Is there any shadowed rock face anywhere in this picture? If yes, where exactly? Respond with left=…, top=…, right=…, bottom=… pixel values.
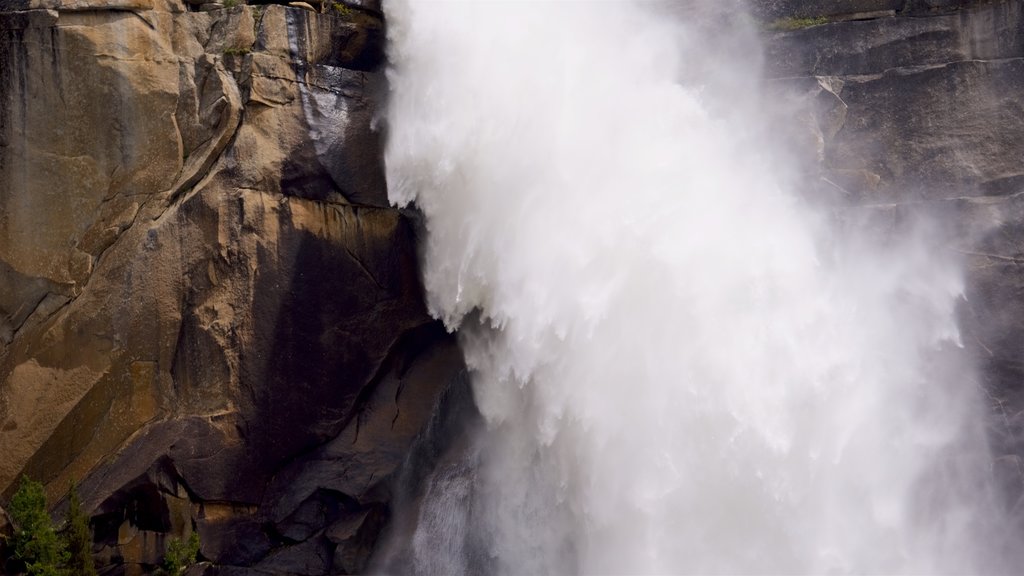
left=0, top=1, right=464, bottom=574
left=761, top=0, right=1024, bottom=521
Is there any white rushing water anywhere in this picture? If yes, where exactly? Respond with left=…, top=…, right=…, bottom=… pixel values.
left=380, top=1, right=1013, bottom=574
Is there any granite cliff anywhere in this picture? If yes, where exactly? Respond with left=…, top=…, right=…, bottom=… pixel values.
left=0, top=0, right=1022, bottom=573
left=0, top=0, right=467, bottom=573
left=758, top=0, right=1024, bottom=520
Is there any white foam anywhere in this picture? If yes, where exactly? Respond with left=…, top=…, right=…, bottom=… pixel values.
left=381, top=1, right=1011, bottom=573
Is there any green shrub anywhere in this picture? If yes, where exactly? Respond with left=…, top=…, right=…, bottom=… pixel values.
left=332, top=2, right=354, bottom=18
left=222, top=0, right=240, bottom=8
left=162, top=532, right=200, bottom=575
left=62, top=484, right=95, bottom=576
left=8, top=477, right=68, bottom=576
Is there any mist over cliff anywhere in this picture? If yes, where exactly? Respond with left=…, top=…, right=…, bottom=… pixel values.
left=378, top=1, right=1021, bottom=573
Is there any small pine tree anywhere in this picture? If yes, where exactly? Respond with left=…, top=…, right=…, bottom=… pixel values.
left=162, top=531, right=200, bottom=575
left=8, top=476, right=68, bottom=576
left=62, top=484, right=95, bottom=576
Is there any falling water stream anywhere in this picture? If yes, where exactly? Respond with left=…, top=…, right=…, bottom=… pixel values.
left=378, top=1, right=1015, bottom=574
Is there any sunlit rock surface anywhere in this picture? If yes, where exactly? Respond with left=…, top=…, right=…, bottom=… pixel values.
left=0, top=2, right=463, bottom=573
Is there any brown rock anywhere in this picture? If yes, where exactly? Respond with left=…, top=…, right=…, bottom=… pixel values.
left=0, top=1, right=464, bottom=573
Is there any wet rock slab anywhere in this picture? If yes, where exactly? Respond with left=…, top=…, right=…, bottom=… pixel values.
left=763, top=0, right=1024, bottom=519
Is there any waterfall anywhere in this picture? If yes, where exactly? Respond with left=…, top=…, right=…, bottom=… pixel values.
left=378, top=1, right=1014, bottom=573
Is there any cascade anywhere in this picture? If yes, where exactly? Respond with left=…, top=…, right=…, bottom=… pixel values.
left=379, top=1, right=1014, bottom=573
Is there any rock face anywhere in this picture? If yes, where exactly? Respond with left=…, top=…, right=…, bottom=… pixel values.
left=759, top=0, right=1024, bottom=517
left=0, top=1, right=464, bottom=574
left=4, top=0, right=1024, bottom=572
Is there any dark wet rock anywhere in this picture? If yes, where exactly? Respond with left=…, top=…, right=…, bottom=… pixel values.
left=766, top=0, right=1024, bottom=78
left=764, top=0, right=1024, bottom=522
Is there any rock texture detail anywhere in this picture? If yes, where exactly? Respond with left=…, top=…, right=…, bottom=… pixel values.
left=0, top=1, right=463, bottom=574
left=759, top=0, right=1024, bottom=520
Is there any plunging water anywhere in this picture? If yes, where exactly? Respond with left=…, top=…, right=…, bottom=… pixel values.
left=379, top=1, right=1014, bottom=573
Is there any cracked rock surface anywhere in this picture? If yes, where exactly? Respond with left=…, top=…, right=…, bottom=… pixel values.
left=0, top=2, right=463, bottom=574
left=760, top=0, right=1024, bottom=521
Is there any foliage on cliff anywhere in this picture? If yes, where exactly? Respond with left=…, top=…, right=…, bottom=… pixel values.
left=63, top=485, right=95, bottom=576
left=159, top=532, right=201, bottom=575
left=7, top=477, right=68, bottom=576
left=4, top=479, right=100, bottom=576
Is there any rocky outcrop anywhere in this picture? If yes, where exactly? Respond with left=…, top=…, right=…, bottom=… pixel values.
left=0, top=1, right=463, bottom=574
left=761, top=0, right=1024, bottom=519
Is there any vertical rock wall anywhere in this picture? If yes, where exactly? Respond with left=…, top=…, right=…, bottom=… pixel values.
left=760, top=0, right=1024, bottom=521
left=0, top=1, right=465, bottom=573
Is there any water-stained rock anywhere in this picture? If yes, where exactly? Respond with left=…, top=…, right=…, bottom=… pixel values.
left=0, top=1, right=463, bottom=573
left=764, top=0, right=1024, bottom=524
